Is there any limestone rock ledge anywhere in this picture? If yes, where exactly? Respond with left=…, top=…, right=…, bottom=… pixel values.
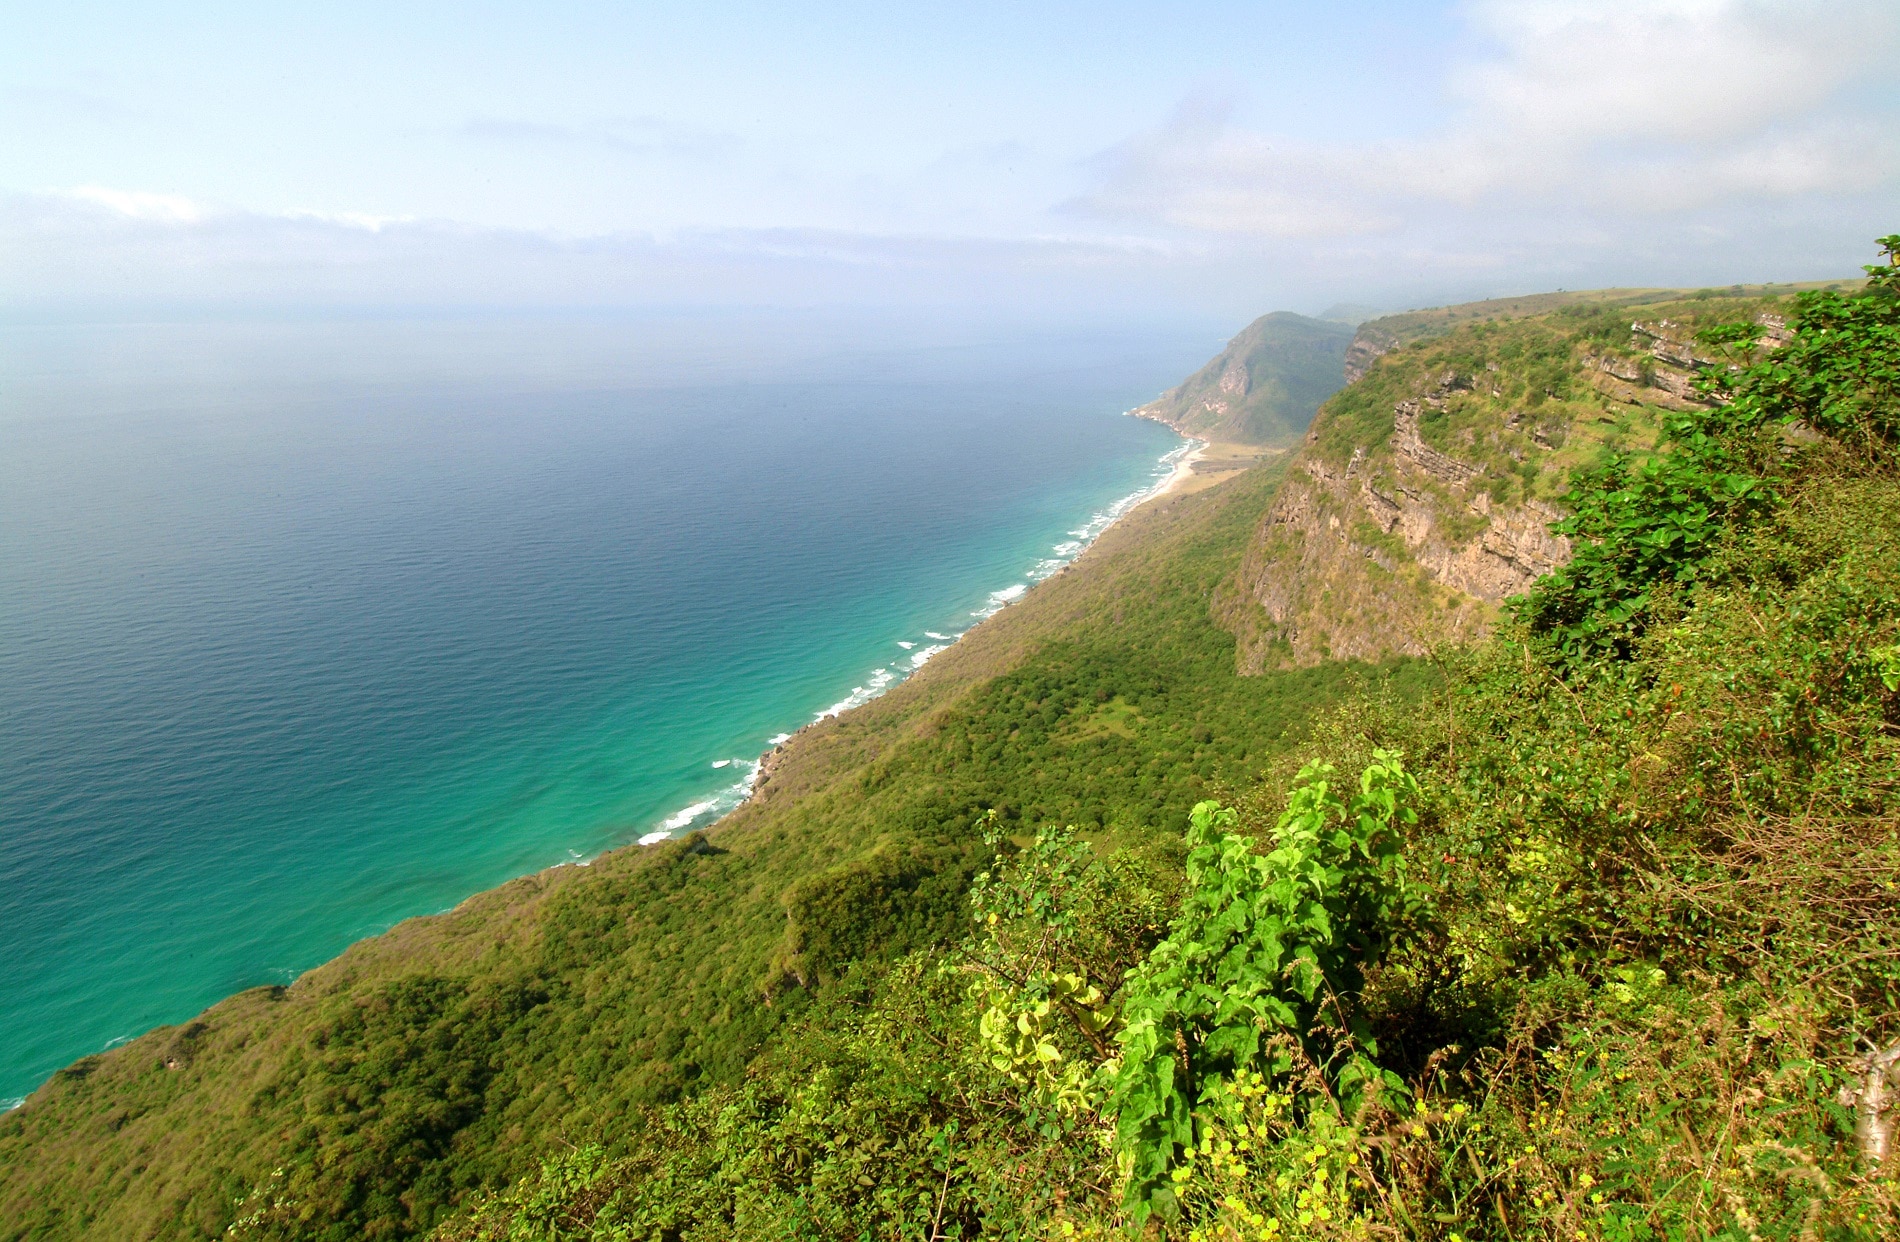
left=1219, top=372, right=1572, bottom=670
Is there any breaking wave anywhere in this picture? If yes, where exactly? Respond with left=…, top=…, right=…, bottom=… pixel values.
left=638, top=759, right=762, bottom=846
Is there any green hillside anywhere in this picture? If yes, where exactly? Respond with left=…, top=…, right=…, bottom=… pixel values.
left=0, top=413, right=1427, bottom=1238
left=1133, top=312, right=1356, bottom=446
left=1221, top=284, right=1834, bottom=672
left=3, top=238, right=1894, bottom=1241
left=430, top=241, right=1900, bottom=1240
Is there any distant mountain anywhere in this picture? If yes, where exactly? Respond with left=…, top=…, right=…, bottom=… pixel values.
left=1132, top=311, right=1355, bottom=446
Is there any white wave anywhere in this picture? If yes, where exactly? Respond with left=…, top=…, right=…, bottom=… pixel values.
left=639, top=759, right=764, bottom=846
left=1037, top=438, right=1202, bottom=563
left=646, top=436, right=1200, bottom=855
left=971, top=582, right=1028, bottom=619
left=661, top=797, right=721, bottom=831
left=816, top=666, right=896, bottom=720
left=1, top=1097, right=21, bottom=1113
left=952, top=436, right=1199, bottom=628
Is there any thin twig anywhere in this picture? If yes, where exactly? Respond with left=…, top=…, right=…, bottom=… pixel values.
left=927, top=1164, right=952, bottom=1242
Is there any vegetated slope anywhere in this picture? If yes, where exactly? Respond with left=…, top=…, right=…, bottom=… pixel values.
left=1133, top=312, right=1356, bottom=446
left=1339, top=278, right=1857, bottom=383
left=0, top=442, right=1427, bottom=1239
left=9, top=255, right=1890, bottom=1242
left=432, top=240, right=1900, bottom=1242
left=1219, top=285, right=1841, bottom=669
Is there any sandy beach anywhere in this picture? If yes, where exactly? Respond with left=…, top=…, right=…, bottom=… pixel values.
left=1154, top=438, right=1209, bottom=496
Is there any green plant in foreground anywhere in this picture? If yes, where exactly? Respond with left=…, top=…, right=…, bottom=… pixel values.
left=1111, top=754, right=1419, bottom=1228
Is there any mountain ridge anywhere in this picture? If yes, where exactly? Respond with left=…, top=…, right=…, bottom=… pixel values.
left=1131, top=311, right=1355, bottom=446
left=1214, top=282, right=1851, bottom=669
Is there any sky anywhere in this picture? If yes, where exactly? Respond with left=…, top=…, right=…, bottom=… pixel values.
left=2, top=0, right=1895, bottom=319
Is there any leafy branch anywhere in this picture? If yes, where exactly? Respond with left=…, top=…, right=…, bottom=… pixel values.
left=1109, top=752, right=1421, bottom=1228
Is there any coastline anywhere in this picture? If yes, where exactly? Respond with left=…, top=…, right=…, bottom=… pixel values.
left=641, top=430, right=1204, bottom=847
left=1153, top=437, right=1209, bottom=497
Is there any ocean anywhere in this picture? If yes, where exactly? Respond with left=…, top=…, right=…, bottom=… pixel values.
left=0, top=309, right=1215, bottom=1106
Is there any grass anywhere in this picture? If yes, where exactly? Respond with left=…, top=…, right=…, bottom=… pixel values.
left=0, top=437, right=1425, bottom=1241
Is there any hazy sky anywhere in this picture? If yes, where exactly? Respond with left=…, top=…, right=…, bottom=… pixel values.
left=3, top=0, right=1895, bottom=318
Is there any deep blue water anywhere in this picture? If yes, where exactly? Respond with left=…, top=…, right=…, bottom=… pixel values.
left=0, top=311, right=1215, bottom=1106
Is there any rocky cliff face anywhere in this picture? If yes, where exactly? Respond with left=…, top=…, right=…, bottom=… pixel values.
left=1220, top=371, right=1573, bottom=668
left=1341, top=324, right=1396, bottom=384
left=1213, top=293, right=1775, bottom=670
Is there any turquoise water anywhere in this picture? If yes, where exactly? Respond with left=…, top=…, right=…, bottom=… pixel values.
left=0, top=311, right=1213, bottom=1105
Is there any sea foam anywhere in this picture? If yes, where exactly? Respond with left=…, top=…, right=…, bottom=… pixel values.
left=816, top=667, right=896, bottom=720
left=639, top=758, right=762, bottom=846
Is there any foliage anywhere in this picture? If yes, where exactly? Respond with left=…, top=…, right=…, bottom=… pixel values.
left=1510, top=404, right=1778, bottom=666
left=965, top=818, right=1171, bottom=1114
left=1715, top=235, right=1900, bottom=452
left=434, top=954, right=1074, bottom=1242
left=1518, top=235, right=1900, bottom=668
left=1111, top=758, right=1418, bottom=1227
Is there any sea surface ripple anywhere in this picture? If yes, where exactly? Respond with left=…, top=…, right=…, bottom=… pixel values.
left=0, top=311, right=1217, bottom=1105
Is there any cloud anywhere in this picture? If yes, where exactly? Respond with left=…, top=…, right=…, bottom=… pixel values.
left=0, top=187, right=1232, bottom=316
left=1074, top=0, right=1900, bottom=237
left=3, top=175, right=1885, bottom=323
left=456, top=115, right=740, bottom=160
left=1452, top=0, right=1875, bottom=149
left=281, top=208, right=415, bottom=233
left=64, top=185, right=206, bottom=223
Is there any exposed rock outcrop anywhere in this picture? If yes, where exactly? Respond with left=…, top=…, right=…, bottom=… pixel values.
left=1222, top=400, right=1571, bottom=669
left=1342, top=324, right=1397, bottom=384
left=1209, top=288, right=1803, bottom=670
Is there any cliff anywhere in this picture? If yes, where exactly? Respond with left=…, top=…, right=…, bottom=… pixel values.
left=1132, top=311, right=1355, bottom=446
left=1218, top=288, right=1811, bottom=669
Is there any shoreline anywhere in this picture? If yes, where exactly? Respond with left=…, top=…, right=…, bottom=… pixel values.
left=638, top=430, right=1204, bottom=847
left=1153, top=437, right=1209, bottom=497
left=5, top=429, right=1208, bottom=1112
